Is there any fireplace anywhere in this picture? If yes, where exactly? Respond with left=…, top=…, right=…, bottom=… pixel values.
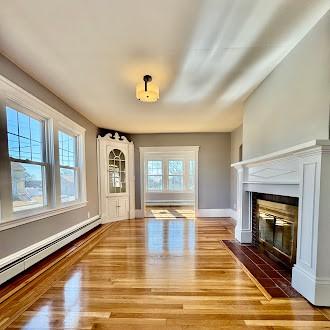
left=232, top=140, right=330, bottom=306
left=255, top=198, right=298, bottom=267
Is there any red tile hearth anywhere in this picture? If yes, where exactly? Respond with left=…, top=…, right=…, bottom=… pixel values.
left=223, top=240, right=301, bottom=298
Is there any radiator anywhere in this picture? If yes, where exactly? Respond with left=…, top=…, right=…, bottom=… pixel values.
left=0, top=216, right=100, bottom=285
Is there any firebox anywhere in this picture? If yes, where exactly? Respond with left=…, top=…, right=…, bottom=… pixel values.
left=256, top=199, right=298, bottom=267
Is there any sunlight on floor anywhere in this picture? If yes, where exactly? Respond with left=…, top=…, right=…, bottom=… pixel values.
left=145, top=206, right=195, bottom=219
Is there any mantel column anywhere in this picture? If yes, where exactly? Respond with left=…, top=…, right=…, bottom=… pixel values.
left=234, top=165, right=252, bottom=243
left=292, top=146, right=330, bottom=306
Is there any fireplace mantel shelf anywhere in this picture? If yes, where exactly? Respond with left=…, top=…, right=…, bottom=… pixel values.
left=231, top=139, right=330, bottom=168
left=242, top=181, right=299, bottom=185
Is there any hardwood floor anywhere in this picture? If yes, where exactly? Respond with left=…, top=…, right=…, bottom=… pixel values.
left=1, top=217, right=330, bottom=329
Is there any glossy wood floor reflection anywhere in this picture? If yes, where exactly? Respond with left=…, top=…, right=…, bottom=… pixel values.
left=5, top=218, right=330, bottom=329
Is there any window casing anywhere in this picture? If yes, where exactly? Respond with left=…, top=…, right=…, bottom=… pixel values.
left=0, top=77, right=86, bottom=229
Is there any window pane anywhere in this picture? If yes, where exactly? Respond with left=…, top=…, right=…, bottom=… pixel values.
left=6, top=107, right=18, bottom=135
left=6, top=107, right=44, bottom=162
left=18, top=112, right=30, bottom=138
left=19, top=136, right=31, bottom=160
left=59, top=131, right=76, bottom=167
left=189, top=160, right=195, bottom=190
left=8, top=133, right=20, bottom=159
left=168, top=175, right=183, bottom=191
left=30, top=117, right=42, bottom=143
left=31, top=141, right=42, bottom=162
left=60, top=168, right=77, bottom=203
left=147, top=160, right=162, bottom=175
left=168, top=160, right=183, bottom=175
left=11, top=162, right=46, bottom=212
left=147, top=175, right=163, bottom=191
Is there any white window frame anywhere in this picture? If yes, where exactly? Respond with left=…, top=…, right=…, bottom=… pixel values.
left=188, top=159, right=196, bottom=192
left=6, top=102, right=50, bottom=214
left=146, top=160, right=163, bottom=192
left=57, top=129, right=80, bottom=204
left=0, top=75, right=87, bottom=231
left=167, top=159, right=185, bottom=192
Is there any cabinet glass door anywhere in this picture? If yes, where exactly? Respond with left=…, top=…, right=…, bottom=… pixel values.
left=109, top=149, right=126, bottom=193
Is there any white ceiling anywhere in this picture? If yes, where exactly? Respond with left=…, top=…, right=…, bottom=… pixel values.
left=1, top=0, right=329, bottom=133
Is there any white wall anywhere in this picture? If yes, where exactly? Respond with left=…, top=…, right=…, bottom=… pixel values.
left=243, top=12, right=330, bottom=160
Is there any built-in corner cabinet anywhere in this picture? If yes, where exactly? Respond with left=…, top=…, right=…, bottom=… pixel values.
left=97, top=133, right=135, bottom=222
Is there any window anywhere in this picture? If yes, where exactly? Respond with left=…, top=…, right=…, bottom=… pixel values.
left=188, top=160, right=195, bottom=191
left=58, top=131, right=78, bottom=203
left=0, top=80, right=87, bottom=228
left=168, top=160, right=184, bottom=191
left=147, top=160, right=163, bottom=191
left=6, top=106, right=47, bottom=212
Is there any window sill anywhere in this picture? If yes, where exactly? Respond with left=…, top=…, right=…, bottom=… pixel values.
left=0, top=201, right=88, bottom=231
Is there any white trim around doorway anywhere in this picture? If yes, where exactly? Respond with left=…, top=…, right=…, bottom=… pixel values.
left=139, top=146, right=199, bottom=218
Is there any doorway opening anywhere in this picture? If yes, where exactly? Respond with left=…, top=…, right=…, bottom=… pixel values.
left=140, top=146, right=199, bottom=219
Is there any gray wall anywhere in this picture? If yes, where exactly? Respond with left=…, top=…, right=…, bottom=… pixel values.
left=243, top=12, right=330, bottom=160
left=0, top=55, right=99, bottom=258
left=230, top=125, right=242, bottom=210
left=131, top=133, right=231, bottom=210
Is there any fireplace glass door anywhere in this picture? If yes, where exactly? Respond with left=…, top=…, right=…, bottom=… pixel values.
left=257, top=199, right=298, bottom=266
left=274, top=218, right=294, bottom=257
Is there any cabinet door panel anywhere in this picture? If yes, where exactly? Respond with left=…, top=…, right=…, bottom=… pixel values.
left=118, top=197, right=129, bottom=218
left=108, top=198, right=118, bottom=219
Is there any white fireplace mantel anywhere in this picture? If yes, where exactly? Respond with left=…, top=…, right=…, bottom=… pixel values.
left=231, top=140, right=330, bottom=306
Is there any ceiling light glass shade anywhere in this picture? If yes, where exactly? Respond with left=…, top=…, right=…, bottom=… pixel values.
left=136, top=82, right=159, bottom=102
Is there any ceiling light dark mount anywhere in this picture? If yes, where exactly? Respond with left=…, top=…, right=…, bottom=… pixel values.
left=143, top=74, right=152, bottom=92
left=136, top=74, right=159, bottom=102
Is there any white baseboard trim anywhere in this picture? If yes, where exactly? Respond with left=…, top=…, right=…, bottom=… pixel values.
left=0, top=215, right=101, bottom=285
left=228, top=209, right=238, bottom=222
left=292, top=265, right=330, bottom=306
left=196, top=209, right=232, bottom=218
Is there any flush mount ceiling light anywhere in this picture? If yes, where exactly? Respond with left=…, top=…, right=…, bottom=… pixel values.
left=136, top=75, right=159, bottom=102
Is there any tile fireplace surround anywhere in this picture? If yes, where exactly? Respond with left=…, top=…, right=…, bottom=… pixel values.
left=232, top=140, right=330, bottom=306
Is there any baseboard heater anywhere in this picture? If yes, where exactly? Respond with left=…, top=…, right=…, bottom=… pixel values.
left=0, top=216, right=101, bottom=286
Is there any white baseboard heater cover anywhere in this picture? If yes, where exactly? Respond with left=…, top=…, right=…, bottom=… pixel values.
left=0, top=216, right=100, bottom=285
